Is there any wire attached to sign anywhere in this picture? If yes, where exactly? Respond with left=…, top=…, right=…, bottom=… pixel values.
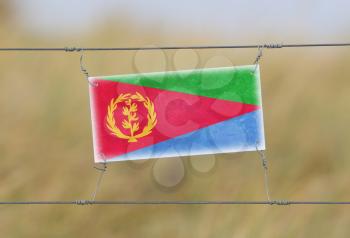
left=256, top=145, right=271, bottom=202
left=91, top=162, right=107, bottom=202
left=80, top=51, right=97, bottom=86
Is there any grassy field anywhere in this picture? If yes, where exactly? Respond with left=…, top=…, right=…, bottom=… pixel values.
left=1, top=10, right=350, bottom=237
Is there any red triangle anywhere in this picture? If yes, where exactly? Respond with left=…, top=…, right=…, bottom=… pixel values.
left=90, top=80, right=260, bottom=160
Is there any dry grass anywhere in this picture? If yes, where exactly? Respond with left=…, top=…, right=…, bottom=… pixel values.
left=1, top=14, right=350, bottom=238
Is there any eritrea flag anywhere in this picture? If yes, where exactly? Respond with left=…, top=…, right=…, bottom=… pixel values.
left=89, top=65, right=265, bottom=163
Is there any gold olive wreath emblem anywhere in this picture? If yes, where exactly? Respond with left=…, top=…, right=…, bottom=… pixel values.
left=106, top=92, right=157, bottom=142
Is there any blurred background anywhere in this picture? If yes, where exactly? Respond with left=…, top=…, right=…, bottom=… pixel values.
left=0, top=0, right=350, bottom=237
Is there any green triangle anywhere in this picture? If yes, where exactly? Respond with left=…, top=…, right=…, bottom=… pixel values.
left=98, top=65, right=261, bottom=105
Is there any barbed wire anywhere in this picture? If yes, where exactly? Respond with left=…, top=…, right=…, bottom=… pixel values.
left=0, top=43, right=350, bottom=51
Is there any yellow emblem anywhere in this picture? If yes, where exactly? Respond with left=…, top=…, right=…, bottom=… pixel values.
left=106, top=92, right=157, bottom=142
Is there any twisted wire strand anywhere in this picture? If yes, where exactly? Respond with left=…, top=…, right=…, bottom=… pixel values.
left=79, top=54, right=89, bottom=79
left=253, top=46, right=263, bottom=72
left=79, top=52, right=98, bottom=86
left=91, top=163, right=107, bottom=201
left=0, top=43, right=350, bottom=51
left=0, top=200, right=350, bottom=205
left=256, top=146, right=271, bottom=202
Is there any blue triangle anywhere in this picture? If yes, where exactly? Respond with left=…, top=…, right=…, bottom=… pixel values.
left=108, top=110, right=265, bottom=161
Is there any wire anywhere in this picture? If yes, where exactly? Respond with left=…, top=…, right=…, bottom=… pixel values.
left=0, top=43, right=350, bottom=51
left=256, top=146, right=271, bottom=202
left=91, top=163, right=107, bottom=201
left=0, top=41, right=349, bottom=206
left=0, top=200, right=350, bottom=205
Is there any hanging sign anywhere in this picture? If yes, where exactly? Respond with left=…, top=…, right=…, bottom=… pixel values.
left=89, top=65, right=265, bottom=163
